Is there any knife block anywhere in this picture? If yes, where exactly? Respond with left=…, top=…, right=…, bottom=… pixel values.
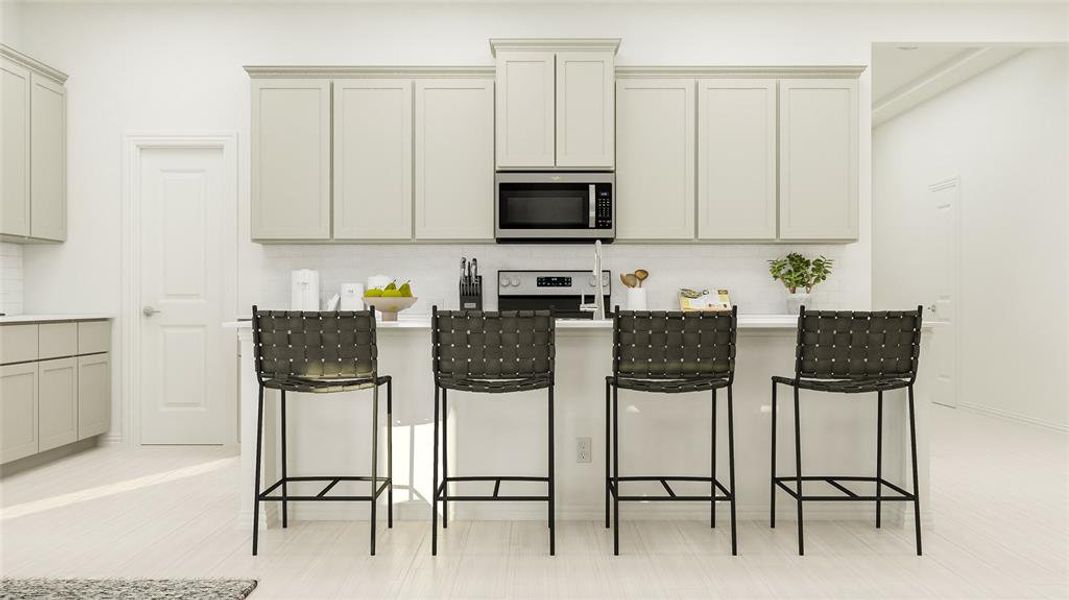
left=459, top=275, right=483, bottom=311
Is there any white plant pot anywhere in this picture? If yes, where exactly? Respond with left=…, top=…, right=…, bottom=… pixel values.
left=626, top=288, right=648, bottom=311
left=786, top=292, right=810, bottom=315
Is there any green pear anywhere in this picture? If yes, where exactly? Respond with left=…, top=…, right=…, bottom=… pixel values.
left=398, top=282, right=413, bottom=298
left=364, top=288, right=384, bottom=297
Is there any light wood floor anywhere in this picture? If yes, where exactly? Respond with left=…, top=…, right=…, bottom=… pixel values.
left=1, top=405, right=1066, bottom=599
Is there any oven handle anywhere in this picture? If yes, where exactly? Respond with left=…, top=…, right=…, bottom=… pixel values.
left=588, top=184, right=596, bottom=228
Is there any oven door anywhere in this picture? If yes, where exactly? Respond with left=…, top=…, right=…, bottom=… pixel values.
left=495, top=172, right=614, bottom=241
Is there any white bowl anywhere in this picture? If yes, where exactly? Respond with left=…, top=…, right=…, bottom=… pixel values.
left=363, top=296, right=418, bottom=321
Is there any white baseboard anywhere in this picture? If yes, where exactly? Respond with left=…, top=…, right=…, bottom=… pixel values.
left=957, top=402, right=1068, bottom=433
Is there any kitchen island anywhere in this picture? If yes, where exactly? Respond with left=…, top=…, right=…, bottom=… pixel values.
left=225, top=315, right=933, bottom=531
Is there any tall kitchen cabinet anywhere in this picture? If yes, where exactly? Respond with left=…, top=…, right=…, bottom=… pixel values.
left=492, top=39, right=618, bottom=170
left=1, top=45, right=67, bottom=243
left=248, top=70, right=495, bottom=242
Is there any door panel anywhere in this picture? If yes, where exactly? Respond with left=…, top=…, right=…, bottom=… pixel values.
left=38, top=357, right=77, bottom=451
left=556, top=52, right=614, bottom=168
left=616, top=79, right=695, bottom=240
left=334, top=80, right=413, bottom=240
left=29, top=73, right=66, bottom=241
left=78, top=353, right=110, bottom=439
left=495, top=52, right=555, bottom=168
left=139, top=147, right=226, bottom=444
left=0, top=362, right=37, bottom=463
left=928, top=177, right=959, bottom=407
left=698, top=79, right=777, bottom=240
left=1, top=58, right=30, bottom=237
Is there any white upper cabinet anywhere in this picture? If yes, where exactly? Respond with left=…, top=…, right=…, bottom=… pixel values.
left=492, top=39, right=619, bottom=170
left=414, top=79, right=494, bottom=240
left=697, top=79, right=777, bottom=240
left=1, top=57, right=30, bottom=238
left=1, top=46, right=67, bottom=243
left=778, top=79, right=858, bottom=240
left=556, top=52, right=614, bottom=169
left=494, top=51, right=555, bottom=169
left=30, top=73, right=66, bottom=241
left=251, top=79, right=331, bottom=241
left=333, top=79, right=413, bottom=240
left=615, top=79, right=695, bottom=240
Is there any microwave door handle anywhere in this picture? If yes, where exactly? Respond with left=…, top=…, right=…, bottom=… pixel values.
left=588, top=184, right=596, bottom=228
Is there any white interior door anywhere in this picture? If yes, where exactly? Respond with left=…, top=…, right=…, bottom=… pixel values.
left=928, top=177, right=959, bottom=407
left=138, top=146, right=227, bottom=444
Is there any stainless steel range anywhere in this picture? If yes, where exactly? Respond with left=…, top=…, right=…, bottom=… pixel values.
left=497, top=270, right=611, bottom=319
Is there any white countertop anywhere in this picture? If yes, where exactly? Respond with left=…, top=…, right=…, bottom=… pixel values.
left=0, top=314, right=112, bottom=324
left=224, top=314, right=801, bottom=330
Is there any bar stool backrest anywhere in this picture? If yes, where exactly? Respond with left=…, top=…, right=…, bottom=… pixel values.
left=251, top=306, right=379, bottom=381
left=612, top=306, right=738, bottom=381
left=431, top=308, right=555, bottom=380
left=794, top=306, right=923, bottom=381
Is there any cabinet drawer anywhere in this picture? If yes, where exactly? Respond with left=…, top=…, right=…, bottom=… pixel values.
left=39, top=322, right=77, bottom=359
left=78, top=321, right=110, bottom=354
left=0, top=324, right=38, bottom=364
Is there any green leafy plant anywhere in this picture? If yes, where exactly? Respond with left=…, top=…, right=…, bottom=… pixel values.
left=768, top=253, right=834, bottom=294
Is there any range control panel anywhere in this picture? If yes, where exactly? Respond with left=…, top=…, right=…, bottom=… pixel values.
left=498, top=270, right=612, bottom=296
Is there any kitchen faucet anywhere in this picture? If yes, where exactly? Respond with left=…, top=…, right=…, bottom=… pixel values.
left=579, top=240, right=606, bottom=320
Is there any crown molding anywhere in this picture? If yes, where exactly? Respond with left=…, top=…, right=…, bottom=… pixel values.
left=0, top=44, right=68, bottom=84
left=490, top=38, right=621, bottom=57
left=615, top=65, right=866, bottom=79
left=244, top=65, right=493, bottom=79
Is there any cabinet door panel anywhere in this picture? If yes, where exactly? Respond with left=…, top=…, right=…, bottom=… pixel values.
left=415, top=80, right=494, bottom=240
left=698, top=79, right=777, bottom=240
left=779, top=79, right=858, bottom=240
left=495, top=52, right=555, bottom=169
left=78, top=353, right=110, bottom=440
left=616, top=79, right=695, bottom=240
left=556, top=52, right=614, bottom=168
left=29, top=73, right=66, bottom=241
left=0, top=362, right=37, bottom=463
left=251, top=80, right=331, bottom=240
left=1, top=58, right=30, bottom=237
left=38, top=357, right=77, bottom=452
left=333, top=80, right=413, bottom=240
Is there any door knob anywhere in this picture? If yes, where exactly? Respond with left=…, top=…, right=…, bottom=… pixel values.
left=142, top=306, right=161, bottom=317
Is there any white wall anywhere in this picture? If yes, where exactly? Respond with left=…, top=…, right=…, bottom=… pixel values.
left=1, top=0, right=23, bottom=47
left=11, top=1, right=1067, bottom=442
left=873, top=47, right=1069, bottom=430
left=0, top=243, right=23, bottom=315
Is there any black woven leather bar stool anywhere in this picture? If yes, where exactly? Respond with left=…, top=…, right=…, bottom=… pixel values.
left=770, top=306, right=924, bottom=556
left=606, top=306, right=739, bottom=556
left=430, top=308, right=556, bottom=556
left=250, top=307, right=393, bottom=556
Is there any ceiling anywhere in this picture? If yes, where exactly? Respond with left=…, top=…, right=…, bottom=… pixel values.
left=872, top=45, right=980, bottom=105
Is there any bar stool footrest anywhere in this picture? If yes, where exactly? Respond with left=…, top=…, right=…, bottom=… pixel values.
left=608, top=476, right=734, bottom=502
left=258, top=476, right=391, bottom=502
left=436, top=476, right=550, bottom=502
left=773, top=475, right=916, bottom=501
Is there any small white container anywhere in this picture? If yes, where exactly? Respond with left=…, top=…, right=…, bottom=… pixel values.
left=626, top=287, right=648, bottom=311
left=786, top=292, right=810, bottom=315
left=340, top=283, right=365, bottom=311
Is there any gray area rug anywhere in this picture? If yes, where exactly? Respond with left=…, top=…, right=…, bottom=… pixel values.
left=0, top=579, right=257, bottom=600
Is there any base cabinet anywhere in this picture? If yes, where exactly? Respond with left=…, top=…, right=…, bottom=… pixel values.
left=78, top=354, right=111, bottom=440
left=38, top=357, right=77, bottom=451
left=0, top=362, right=38, bottom=463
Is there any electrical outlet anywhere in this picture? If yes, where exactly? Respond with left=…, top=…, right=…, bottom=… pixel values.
left=576, top=437, right=592, bottom=463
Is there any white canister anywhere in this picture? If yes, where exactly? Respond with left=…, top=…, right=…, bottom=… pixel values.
left=340, top=283, right=365, bottom=311
left=366, top=274, right=392, bottom=292
left=626, top=287, right=648, bottom=311
left=290, top=269, right=320, bottom=311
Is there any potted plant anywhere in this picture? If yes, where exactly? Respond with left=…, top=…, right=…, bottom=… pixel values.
left=768, top=253, right=833, bottom=314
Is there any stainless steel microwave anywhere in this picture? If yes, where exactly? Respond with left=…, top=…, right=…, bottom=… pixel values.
left=494, top=172, right=615, bottom=242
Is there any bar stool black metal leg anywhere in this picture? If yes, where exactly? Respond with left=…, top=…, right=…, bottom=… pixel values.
left=604, top=379, right=611, bottom=529
left=252, top=385, right=265, bottom=556
left=908, top=384, right=923, bottom=556
left=387, top=378, right=394, bottom=529
left=770, top=381, right=777, bottom=529
left=612, top=383, right=620, bottom=556
left=431, top=384, right=440, bottom=556
left=370, top=385, right=379, bottom=556
left=727, top=385, right=737, bottom=556
left=548, top=384, right=556, bottom=556
left=875, top=391, right=883, bottom=529
left=711, top=387, right=717, bottom=529
left=793, top=384, right=804, bottom=556
left=281, top=390, right=288, bottom=529
left=442, top=388, right=448, bottom=529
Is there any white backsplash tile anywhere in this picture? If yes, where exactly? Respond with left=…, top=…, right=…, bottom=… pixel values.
left=0, top=242, right=24, bottom=316
left=251, top=243, right=866, bottom=316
